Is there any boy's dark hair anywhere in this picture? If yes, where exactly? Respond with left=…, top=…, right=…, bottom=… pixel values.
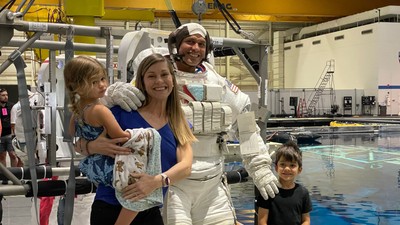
left=275, top=141, right=302, bottom=168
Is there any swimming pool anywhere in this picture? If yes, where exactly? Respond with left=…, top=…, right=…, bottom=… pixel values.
left=231, top=132, right=400, bottom=225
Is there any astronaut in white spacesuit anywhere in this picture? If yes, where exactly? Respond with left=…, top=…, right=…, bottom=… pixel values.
left=100, top=23, right=279, bottom=225
left=10, top=90, right=46, bottom=165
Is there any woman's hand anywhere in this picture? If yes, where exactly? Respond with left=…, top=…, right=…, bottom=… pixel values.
left=86, top=136, right=131, bottom=158
left=122, top=173, right=161, bottom=201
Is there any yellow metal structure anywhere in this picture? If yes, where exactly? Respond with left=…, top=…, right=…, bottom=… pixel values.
left=2, top=0, right=400, bottom=61
left=64, top=0, right=104, bottom=17
left=2, top=0, right=400, bottom=22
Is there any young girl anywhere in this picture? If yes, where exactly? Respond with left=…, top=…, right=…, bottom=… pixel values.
left=64, top=56, right=145, bottom=225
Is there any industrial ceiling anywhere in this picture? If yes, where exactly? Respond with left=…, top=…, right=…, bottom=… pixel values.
left=2, top=0, right=400, bottom=23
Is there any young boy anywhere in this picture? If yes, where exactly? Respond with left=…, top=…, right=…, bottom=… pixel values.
left=256, top=141, right=312, bottom=225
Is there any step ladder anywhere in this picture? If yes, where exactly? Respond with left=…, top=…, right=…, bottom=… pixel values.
left=306, top=59, right=335, bottom=116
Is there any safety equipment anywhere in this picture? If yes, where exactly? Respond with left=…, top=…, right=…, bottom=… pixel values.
left=242, top=153, right=280, bottom=200
left=101, top=82, right=145, bottom=111
left=168, top=22, right=213, bottom=62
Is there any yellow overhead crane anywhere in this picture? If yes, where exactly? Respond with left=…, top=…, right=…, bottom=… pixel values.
left=2, top=0, right=400, bottom=23
left=2, top=0, right=400, bottom=61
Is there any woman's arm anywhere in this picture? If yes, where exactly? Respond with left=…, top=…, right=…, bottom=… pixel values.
left=73, top=105, right=131, bottom=157
left=76, top=136, right=131, bottom=157
left=164, top=142, right=193, bottom=184
left=122, top=142, right=193, bottom=201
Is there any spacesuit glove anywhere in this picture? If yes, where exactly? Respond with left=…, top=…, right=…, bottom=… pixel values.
left=243, top=153, right=280, bottom=200
left=101, top=82, right=145, bottom=111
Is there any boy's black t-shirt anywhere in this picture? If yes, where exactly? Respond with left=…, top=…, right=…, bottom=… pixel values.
left=256, top=183, right=312, bottom=225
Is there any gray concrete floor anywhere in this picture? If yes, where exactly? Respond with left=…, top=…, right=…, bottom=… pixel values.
left=1, top=156, right=32, bottom=225
left=1, top=195, right=31, bottom=225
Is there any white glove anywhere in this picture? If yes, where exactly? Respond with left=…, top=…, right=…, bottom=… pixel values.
left=101, top=82, right=145, bottom=111
left=243, top=153, right=280, bottom=200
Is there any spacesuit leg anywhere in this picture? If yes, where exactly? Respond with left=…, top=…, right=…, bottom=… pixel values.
left=191, top=173, right=235, bottom=225
left=165, top=163, right=235, bottom=225
left=164, top=185, right=193, bottom=225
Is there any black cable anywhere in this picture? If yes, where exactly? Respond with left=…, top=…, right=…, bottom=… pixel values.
left=0, top=0, right=16, bottom=14
left=164, top=0, right=181, bottom=28
left=169, top=10, right=181, bottom=28
left=213, top=47, right=236, bottom=57
left=214, top=0, right=241, bottom=35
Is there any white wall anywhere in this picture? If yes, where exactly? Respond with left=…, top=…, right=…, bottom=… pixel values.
left=283, top=22, right=400, bottom=115
left=376, top=23, right=400, bottom=115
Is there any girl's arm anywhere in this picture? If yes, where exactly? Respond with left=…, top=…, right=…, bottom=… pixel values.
left=114, top=208, right=138, bottom=225
left=93, top=105, right=130, bottom=139
left=70, top=115, right=89, bottom=155
left=257, top=207, right=269, bottom=225
left=301, top=212, right=311, bottom=225
left=122, top=142, right=193, bottom=201
left=69, top=115, right=76, bottom=137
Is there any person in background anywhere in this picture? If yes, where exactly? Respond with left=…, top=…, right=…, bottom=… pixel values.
left=101, top=23, right=279, bottom=225
left=0, top=88, right=18, bottom=167
left=77, top=53, right=196, bottom=225
left=256, top=141, right=312, bottom=225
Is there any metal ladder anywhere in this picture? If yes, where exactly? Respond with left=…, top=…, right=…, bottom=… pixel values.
left=306, top=59, right=335, bottom=116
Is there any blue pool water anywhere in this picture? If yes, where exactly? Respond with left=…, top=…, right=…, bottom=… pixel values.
left=230, top=132, right=400, bottom=225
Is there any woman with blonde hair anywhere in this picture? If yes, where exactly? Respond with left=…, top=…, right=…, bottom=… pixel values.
left=79, top=53, right=196, bottom=225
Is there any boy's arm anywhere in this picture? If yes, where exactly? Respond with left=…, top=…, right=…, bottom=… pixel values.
left=94, top=105, right=130, bottom=139
left=301, top=212, right=311, bottom=225
left=257, top=207, right=269, bottom=225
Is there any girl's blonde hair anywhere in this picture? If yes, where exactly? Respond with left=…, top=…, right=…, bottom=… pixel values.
left=135, top=53, right=196, bottom=146
left=64, top=56, right=107, bottom=116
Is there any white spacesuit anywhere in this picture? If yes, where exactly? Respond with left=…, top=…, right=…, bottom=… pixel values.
left=107, top=23, right=279, bottom=225
left=10, top=90, right=46, bottom=164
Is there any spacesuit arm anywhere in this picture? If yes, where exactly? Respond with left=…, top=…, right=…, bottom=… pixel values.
left=237, top=112, right=280, bottom=200
left=207, top=62, right=279, bottom=199
left=100, top=82, right=145, bottom=112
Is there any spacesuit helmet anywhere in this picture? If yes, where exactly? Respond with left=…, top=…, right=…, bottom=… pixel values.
left=168, top=23, right=212, bottom=63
